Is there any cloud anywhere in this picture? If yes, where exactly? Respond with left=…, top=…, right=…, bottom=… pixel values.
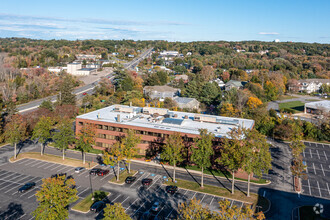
left=258, top=32, right=280, bottom=35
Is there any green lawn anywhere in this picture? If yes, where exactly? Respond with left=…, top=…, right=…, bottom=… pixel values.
left=109, top=170, right=137, bottom=184
left=182, top=165, right=268, bottom=184
left=279, top=101, right=305, bottom=113
left=72, top=191, right=109, bottom=212
left=164, top=178, right=260, bottom=205
left=277, top=95, right=298, bottom=100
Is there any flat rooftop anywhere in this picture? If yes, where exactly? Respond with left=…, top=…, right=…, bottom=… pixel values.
left=76, top=105, right=255, bottom=138
left=305, top=100, right=330, bottom=112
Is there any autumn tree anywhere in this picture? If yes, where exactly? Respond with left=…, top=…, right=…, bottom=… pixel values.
left=103, top=203, right=131, bottom=220
left=243, top=129, right=272, bottom=197
left=32, top=116, right=54, bottom=156
left=76, top=123, right=96, bottom=164
left=264, top=81, right=278, bottom=101
left=191, top=129, right=214, bottom=188
left=219, top=103, right=238, bottom=117
left=198, top=65, right=215, bottom=82
left=246, top=97, right=263, bottom=110
left=33, top=176, right=78, bottom=220
left=217, top=128, right=246, bottom=194
left=217, top=199, right=264, bottom=220
left=103, top=141, right=125, bottom=181
left=161, top=132, right=184, bottom=182
left=178, top=197, right=214, bottom=219
left=3, top=114, right=27, bottom=159
left=123, top=129, right=140, bottom=173
left=53, top=119, right=75, bottom=160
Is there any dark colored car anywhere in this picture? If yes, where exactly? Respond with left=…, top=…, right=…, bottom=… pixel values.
left=18, top=182, right=36, bottom=193
left=125, top=176, right=136, bottom=184
left=97, top=169, right=110, bottom=176
left=90, top=201, right=106, bottom=212
left=142, top=178, right=153, bottom=186
left=90, top=168, right=101, bottom=175
left=166, top=185, right=178, bottom=194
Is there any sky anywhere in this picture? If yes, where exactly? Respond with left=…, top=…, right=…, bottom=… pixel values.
left=0, top=0, right=329, bottom=43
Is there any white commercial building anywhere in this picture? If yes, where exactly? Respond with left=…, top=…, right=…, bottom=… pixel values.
left=304, top=100, right=330, bottom=114
left=67, top=63, right=96, bottom=76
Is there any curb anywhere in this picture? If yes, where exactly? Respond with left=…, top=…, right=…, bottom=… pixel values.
left=71, top=207, right=90, bottom=214
left=131, top=159, right=271, bottom=186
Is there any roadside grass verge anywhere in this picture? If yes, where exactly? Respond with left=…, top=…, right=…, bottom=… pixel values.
left=164, top=178, right=258, bottom=204
left=183, top=165, right=268, bottom=184
left=109, top=170, right=137, bottom=184
left=277, top=95, right=298, bottom=100
left=10, top=152, right=98, bottom=168
left=279, top=101, right=305, bottom=113
left=72, top=191, right=109, bottom=213
left=299, top=206, right=327, bottom=220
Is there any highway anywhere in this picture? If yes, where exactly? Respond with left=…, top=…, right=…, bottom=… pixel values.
left=18, top=48, right=153, bottom=113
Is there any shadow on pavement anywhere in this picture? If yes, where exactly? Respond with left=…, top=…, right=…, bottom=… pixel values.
left=0, top=202, right=25, bottom=220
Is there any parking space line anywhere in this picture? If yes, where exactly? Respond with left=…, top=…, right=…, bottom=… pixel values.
left=125, top=198, right=139, bottom=211
left=112, top=195, right=121, bottom=203
left=4, top=211, right=18, bottom=220
left=303, top=150, right=305, bottom=158
left=317, top=181, right=322, bottom=197
left=324, top=151, right=328, bottom=161
left=200, top=194, right=206, bottom=203
left=15, top=175, right=31, bottom=183
left=316, top=150, right=320, bottom=159
left=326, top=183, right=330, bottom=196
left=37, top=162, right=51, bottom=169
left=43, top=163, right=57, bottom=170
left=30, top=161, right=44, bottom=167
left=121, top=196, right=130, bottom=204
left=147, top=176, right=161, bottom=190
left=308, top=179, right=311, bottom=195
left=50, top=164, right=63, bottom=171
left=77, top=188, right=89, bottom=196
left=57, top=166, right=70, bottom=172
left=101, top=174, right=109, bottom=181
left=18, top=213, right=26, bottom=219
left=0, top=172, right=18, bottom=180
left=191, top=192, right=197, bottom=199
left=320, top=164, right=325, bottom=176
left=17, top=159, right=28, bottom=164
left=28, top=192, right=36, bottom=199
left=25, top=160, right=38, bottom=166
left=77, top=170, right=87, bottom=176
left=209, top=196, right=215, bottom=206
left=229, top=200, right=233, bottom=208
left=130, top=172, right=149, bottom=188
left=310, top=149, right=313, bottom=158
left=313, top=163, right=316, bottom=174
left=166, top=209, right=174, bottom=219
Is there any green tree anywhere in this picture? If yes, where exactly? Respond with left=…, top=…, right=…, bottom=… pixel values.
left=53, top=119, right=75, bottom=160
left=161, top=132, right=184, bottom=182
left=58, top=75, right=76, bottom=105
left=123, top=130, right=140, bottom=173
left=39, top=99, right=53, bottom=111
left=103, top=203, right=131, bottom=220
left=243, top=129, right=272, bottom=197
left=33, top=176, right=78, bottom=220
left=216, top=128, right=246, bottom=194
left=191, top=129, right=214, bottom=188
left=32, top=116, right=54, bottom=156
left=3, top=114, right=27, bottom=159
left=103, top=141, right=125, bottom=181
left=76, top=123, right=96, bottom=164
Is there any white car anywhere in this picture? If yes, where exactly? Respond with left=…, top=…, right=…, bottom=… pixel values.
left=75, top=167, right=85, bottom=173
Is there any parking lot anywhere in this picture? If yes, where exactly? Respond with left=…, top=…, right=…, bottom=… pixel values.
left=0, top=158, right=249, bottom=220
left=301, top=141, right=330, bottom=200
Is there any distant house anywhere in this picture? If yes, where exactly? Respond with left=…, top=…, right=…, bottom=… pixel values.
left=173, top=97, right=200, bottom=110
left=76, top=54, right=101, bottom=61
left=225, top=80, right=246, bottom=91
left=174, top=74, right=189, bottom=83
left=211, top=78, right=225, bottom=89
left=128, top=54, right=135, bottom=58
left=186, top=52, right=192, bottom=56
left=143, top=86, right=180, bottom=100
left=297, top=79, right=330, bottom=94
left=67, top=63, right=97, bottom=76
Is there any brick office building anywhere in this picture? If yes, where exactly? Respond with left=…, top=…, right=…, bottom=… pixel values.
left=75, top=105, right=254, bottom=154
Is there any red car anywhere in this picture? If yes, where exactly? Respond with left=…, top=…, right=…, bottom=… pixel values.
left=142, top=178, right=153, bottom=186
left=97, top=169, right=109, bottom=176
left=83, top=92, right=87, bottom=95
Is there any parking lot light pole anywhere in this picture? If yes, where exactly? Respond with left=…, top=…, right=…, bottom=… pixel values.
left=89, top=162, right=94, bottom=201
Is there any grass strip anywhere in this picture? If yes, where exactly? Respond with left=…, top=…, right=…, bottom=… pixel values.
left=279, top=101, right=305, bottom=113
left=72, top=191, right=109, bottom=213
left=109, top=170, right=137, bottom=184
left=10, top=152, right=98, bottom=169
left=165, top=178, right=258, bottom=204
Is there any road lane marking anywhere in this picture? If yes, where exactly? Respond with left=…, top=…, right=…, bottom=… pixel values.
left=308, top=179, right=311, bottom=195
left=316, top=150, right=321, bottom=159
left=324, top=151, right=328, bottom=161
left=313, top=163, right=316, bottom=174
left=310, top=149, right=313, bottom=158
left=320, top=164, right=325, bottom=176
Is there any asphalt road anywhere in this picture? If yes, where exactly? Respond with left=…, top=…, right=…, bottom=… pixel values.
left=17, top=48, right=153, bottom=113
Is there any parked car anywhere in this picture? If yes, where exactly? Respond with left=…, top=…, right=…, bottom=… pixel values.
left=83, top=92, right=87, bottom=95
left=166, top=185, right=178, bottom=194
left=142, top=178, right=153, bottom=186
left=90, top=201, right=106, bottom=212
left=97, top=169, right=110, bottom=176
left=125, top=176, right=136, bottom=184
left=75, top=167, right=85, bottom=173
left=90, top=168, right=101, bottom=175
left=18, top=182, right=36, bottom=193
left=151, top=202, right=160, bottom=212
